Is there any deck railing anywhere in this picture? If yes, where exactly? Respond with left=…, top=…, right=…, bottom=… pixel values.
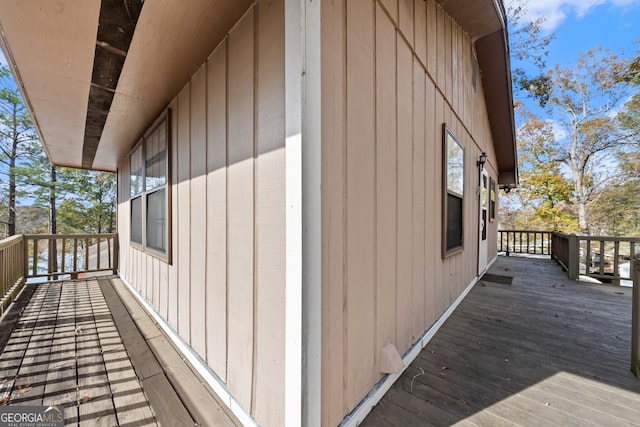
left=498, top=230, right=552, bottom=256
left=0, top=233, right=119, bottom=313
left=0, top=235, right=26, bottom=314
left=23, top=233, right=119, bottom=280
left=551, top=232, right=640, bottom=284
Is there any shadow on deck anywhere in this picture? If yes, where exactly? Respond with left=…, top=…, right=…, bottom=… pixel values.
left=364, top=256, right=640, bottom=427
left=0, top=276, right=240, bottom=427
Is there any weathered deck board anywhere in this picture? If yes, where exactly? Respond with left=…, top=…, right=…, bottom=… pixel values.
left=97, top=277, right=193, bottom=425
left=0, top=276, right=241, bottom=426
left=0, top=279, right=157, bottom=426
left=76, top=281, right=117, bottom=426
left=109, top=277, right=241, bottom=427
left=363, top=256, right=640, bottom=426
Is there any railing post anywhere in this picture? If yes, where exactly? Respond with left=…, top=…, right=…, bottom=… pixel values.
left=632, top=254, right=640, bottom=377
left=23, top=235, right=28, bottom=280
left=568, top=233, right=579, bottom=280
left=113, top=234, right=119, bottom=275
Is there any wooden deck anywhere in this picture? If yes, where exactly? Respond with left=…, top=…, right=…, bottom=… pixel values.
left=364, top=255, right=640, bottom=427
left=0, top=277, right=241, bottom=427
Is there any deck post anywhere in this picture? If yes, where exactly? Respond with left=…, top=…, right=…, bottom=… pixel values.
left=23, top=235, right=28, bottom=280
left=568, top=233, right=579, bottom=280
left=113, top=234, right=119, bottom=274
left=632, top=254, right=640, bottom=377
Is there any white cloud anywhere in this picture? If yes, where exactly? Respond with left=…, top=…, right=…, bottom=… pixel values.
left=508, top=0, right=640, bottom=31
left=546, top=119, right=568, bottom=141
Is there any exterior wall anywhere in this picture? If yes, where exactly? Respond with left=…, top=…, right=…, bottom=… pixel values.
left=320, top=0, right=501, bottom=424
left=117, top=1, right=286, bottom=426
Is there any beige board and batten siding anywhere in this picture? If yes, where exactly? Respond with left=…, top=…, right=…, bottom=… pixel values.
left=117, top=1, right=286, bottom=426
left=320, top=0, right=498, bottom=425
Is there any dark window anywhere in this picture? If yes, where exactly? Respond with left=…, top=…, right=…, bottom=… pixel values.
left=146, top=189, right=166, bottom=252
left=442, top=125, right=464, bottom=257
left=489, top=178, right=496, bottom=222
left=129, top=110, right=171, bottom=262
left=446, top=193, right=463, bottom=250
left=131, top=196, right=142, bottom=245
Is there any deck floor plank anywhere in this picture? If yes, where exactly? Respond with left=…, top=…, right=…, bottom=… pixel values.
left=364, top=256, right=640, bottom=426
left=110, top=277, right=241, bottom=427
left=0, top=280, right=157, bottom=426
left=76, top=281, right=118, bottom=427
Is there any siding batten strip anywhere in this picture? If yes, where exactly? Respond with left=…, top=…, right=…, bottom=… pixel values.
left=284, top=0, right=303, bottom=426
left=302, top=0, right=323, bottom=424
left=117, top=275, right=257, bottom=427
left=251, top=5, right=259, bottom=415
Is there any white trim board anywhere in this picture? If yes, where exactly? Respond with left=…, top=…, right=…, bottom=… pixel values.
left=338, top=255, right=499, bottom=427
left=116, top=275, right=258, bottom=427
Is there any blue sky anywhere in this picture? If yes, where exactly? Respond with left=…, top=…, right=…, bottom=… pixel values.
left=2, top=1, right=638, bottom=81
left=509, top=0, right=640, bottom=67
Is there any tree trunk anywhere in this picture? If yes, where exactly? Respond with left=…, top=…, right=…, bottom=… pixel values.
left=7, top=105, right=18, bottom=236
left=8, top=147, right=16, bottom=236
left=569, top=116, right=589, bottom=234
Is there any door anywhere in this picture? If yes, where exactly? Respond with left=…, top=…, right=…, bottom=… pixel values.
left=478, top=169, right=489, bottom=275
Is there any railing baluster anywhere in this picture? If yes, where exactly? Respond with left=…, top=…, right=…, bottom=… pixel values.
left=614, top=241, right=620, bottom=279
left=32, top=239, right=38, bottom=277
left=519, top=231, right=523, bottom=253
left=61, top=238, right=66, bottom=274
left=48, top=239, right=52, bottom=276
left=598, top=240, right=605, bottom=277
left=73, top=237, right=78, bottom=274
left=107, top=237, right=112, bottom=270
left=85, top=238, right=90, bottom=271
left=586, top=240, right=591, bottom=277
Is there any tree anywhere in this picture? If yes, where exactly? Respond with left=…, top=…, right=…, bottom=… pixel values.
left=15, top=134, right=117, bottom=234
left=505, top=0, right=555, bottom=107
left=507, top=113, right=578, bottom=230
left=590, top=50, right=640, bottom=235
left=529, top=48, right=631, bottom=233
left=0, top=65, right=38, bottom=235
left=622, top=40, right=640, bottom=84
left=61, top=170, right=117, bottom=234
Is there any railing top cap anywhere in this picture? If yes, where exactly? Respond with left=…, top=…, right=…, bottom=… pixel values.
left=0, top=234, right=24, bottom=249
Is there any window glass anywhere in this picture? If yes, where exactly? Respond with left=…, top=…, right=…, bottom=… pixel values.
left=489, top=178, right=497, bottom=221
left=446, top=193, right=463, bottom=250
left=146, top=189, right=166, bottom=252
left=129, top=112, right=170, bottom=261
left=131, top=196, right=143, bottom=244
left=446, top=132, right=464, bottom=196
left=130, top=145, right=143, bottom=197
left=145, top=124, right=167, bottom=191
left=443, top=126, right=464, bottom=256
